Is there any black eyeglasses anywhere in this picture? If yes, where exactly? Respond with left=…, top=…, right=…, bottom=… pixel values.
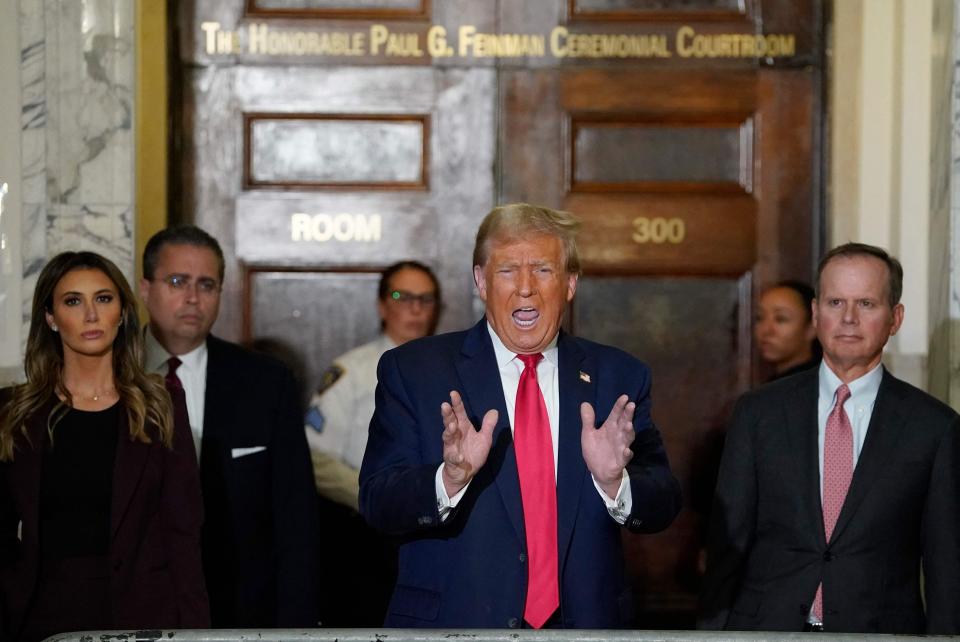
left=390, top=290, right=438, bottom=307
left=157, top=274, right=221, bottom=295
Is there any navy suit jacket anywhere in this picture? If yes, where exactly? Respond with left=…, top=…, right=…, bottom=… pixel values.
left=359, top=320, right=680, bottom=628
left=199, top=335, right=318, bottom=627
left=699, top=367, right=960, bottom=633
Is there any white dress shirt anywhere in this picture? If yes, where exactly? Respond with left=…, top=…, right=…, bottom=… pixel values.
left=145, top=330, right=208, bottom=460
left=816, top=361, right=883, bottom=494
left=434, top=324, right=632, bottom=524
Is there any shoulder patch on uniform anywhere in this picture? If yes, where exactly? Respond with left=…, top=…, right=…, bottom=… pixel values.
left=315, top=364, right=345, bottom=395
left=305, top=405, right=325, bottom=433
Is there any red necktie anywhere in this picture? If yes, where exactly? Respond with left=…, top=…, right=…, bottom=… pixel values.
left=513, top=353, right=559, bottom=629
left=813, top=383, right=853, bottom=623
left=165, top=356, right=183, bottom=393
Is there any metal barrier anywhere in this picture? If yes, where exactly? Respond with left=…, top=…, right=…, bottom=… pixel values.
left=41, top=630, right=960, bottom=642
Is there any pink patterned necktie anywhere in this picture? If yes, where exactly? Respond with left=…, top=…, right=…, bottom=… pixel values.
left=813, top=383, right=853, bottom=623
left=513, top=353, right=559, bottom=629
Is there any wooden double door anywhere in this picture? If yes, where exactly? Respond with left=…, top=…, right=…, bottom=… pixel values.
left=174, top=0, right=823, bottom=625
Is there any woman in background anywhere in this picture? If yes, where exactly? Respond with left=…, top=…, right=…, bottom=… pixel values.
left=0, top=251, right=208, bottom=641
left=755, top=280, right=821, bottom=381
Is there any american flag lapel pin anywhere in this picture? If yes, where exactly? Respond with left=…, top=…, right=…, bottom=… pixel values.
left=579, top=371, right=591, bottom=383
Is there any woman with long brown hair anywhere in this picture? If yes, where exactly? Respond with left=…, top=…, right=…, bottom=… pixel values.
left=0, top=251, right=208, bottom=640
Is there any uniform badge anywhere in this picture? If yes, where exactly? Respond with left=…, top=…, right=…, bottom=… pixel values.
left=305, top=363, right=343, bottom=433
left=315, top=363, right=345, bottom=395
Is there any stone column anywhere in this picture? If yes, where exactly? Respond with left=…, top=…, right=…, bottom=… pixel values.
left=2, top=0, right=136, bottom=383
left=929, top=0, right=960, bottom=407
left=0, top=0, right=23, bottom=381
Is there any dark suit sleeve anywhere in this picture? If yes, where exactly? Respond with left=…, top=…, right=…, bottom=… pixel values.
left=698, top=394, right=757, bottom=630
left=921, top=413, right=960, bottom=634
left=624, top=366, right=682, bottom=533
left=162, top=387, right=211, bottom=627
left=269, top=365, right=320, bottom=627
left=359, top=349, right=444, bottom=537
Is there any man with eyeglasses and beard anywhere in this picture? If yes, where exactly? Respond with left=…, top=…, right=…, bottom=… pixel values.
left=305, top=260, right=441, bottom=626
left=139, top=225, right=318, bottom=628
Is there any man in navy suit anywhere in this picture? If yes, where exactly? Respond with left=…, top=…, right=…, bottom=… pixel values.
left=140, top=225, right=318, bottom=627
left=359, top=203, right=681, bottom=629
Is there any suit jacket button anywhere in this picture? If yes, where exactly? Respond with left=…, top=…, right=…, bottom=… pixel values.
left=823, top=551, right=833, bottom=562
left=507, top=618, right=519, bottom=628
left=519, top=553, right=527, bottom=563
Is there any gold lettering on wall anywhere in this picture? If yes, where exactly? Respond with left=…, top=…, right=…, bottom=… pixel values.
left=550, top=26, right=671, bottom=58
left=458, top=26, right=546, bottom=58
left=246, top=23, right=366, bottom=56
left=291, top=213, right=383, bottom=243
left=199, top=22, right=797, bottom=61
left=370, top=24, right=424, bottom=57
left=202, top=22, right=240, bottom=54
left=632, top=217, right=685, bottom=244
left=427, top=26, right=454, bottom=58
left=676, top=26, right=795, bottom=58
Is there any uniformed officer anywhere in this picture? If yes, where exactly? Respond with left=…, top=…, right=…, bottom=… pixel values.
left=304, top=260, right=441, bottom=509
left=306, top=261, right=441, bottom=626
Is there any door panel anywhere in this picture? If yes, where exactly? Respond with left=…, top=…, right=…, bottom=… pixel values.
left=573, top=275, right=748, bottom=615
left=180, top=63, right=496, bottom=376
left=244, top=113, right=430, bottom=189
left=500, top=65, right=817, bottom=620
left=248, top=269, right=382, bottom=397
left=571, top=115, right=753, bottom=191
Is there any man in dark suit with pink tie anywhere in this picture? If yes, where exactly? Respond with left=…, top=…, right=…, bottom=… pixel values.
left=699, top=243, right=960, bottom=633
left=360, top=203, right=681, bottom=629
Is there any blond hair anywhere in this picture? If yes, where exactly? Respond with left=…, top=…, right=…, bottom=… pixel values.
left=472, top=203, right=582, bottom=274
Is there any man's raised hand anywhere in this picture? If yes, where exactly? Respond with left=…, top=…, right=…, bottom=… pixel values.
left=440, top=390, right=498, bottom=497
left=581, top=394, right=636, bottom=499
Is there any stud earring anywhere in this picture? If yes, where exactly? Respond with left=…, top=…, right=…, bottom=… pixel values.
left=51, top=324, right=58, bottom=332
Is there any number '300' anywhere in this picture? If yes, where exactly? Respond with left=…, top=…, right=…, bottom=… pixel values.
left=632, top=217, right=685, bottom=244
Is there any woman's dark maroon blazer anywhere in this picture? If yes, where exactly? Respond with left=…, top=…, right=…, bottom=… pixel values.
left=0, top=386, right=210, bottom=636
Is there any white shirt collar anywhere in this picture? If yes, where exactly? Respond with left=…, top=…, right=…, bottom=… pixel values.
left=818, top=360, right=883, bottom=405
left=144, top=328, right=207, bottom=373
left=486, top=321, right=559, bottom=370
left=177, top=341, right=208, bottom=373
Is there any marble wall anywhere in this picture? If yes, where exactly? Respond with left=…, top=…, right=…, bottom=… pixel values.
left=927, top=0, right=957, bottom=405
left=1, top=0, right=24, bottom=380
left=1, top=0, right=136, bottom=382
left=930, top=0, right=960, bottom=409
